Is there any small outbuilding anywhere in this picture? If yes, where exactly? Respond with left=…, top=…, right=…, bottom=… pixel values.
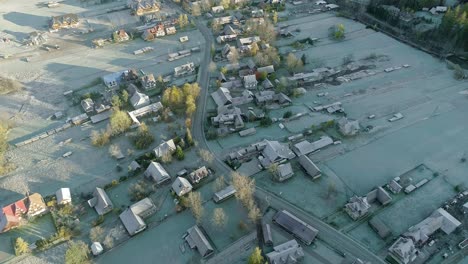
left=56, top=188, right=72, bottom=205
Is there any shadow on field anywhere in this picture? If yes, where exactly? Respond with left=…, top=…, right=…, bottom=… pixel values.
left=3, top=12, right=49, bottom=30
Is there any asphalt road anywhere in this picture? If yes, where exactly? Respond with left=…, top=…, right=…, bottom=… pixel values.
left=191, top=17, right=385, bottom=264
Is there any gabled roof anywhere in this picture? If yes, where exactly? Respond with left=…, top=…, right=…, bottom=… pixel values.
left=56, top=188, right=72, bottom=204
left=154, top=139, right=176, bottom=158
left=273, top=210, right=318, bottom=245
left=89, top=188, right=113, bottom=215
left=298, top=155, right=321, bottom=178
left=266, top=239, right=304, bottom=264
left=185, top=225, right=214, bottom=258
left=172, top=177, right=192, bottom=196
left=130, top=91, right=150, bottom=109
left=262, top=140, right=295, bottom=163
left=277, top=162, right=294, bottom=181
left=144, top=161, right=171, bottom=184
left=119, top=208, right=146, bottom=236
left=211, top=87, right=232, bottom=107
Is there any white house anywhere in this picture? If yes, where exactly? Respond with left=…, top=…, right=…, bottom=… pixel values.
left=172, top=177, right=192, bottom=196
left=55, top=188, right=72, bottom=205
left=144, top=161, right=171, bottom=184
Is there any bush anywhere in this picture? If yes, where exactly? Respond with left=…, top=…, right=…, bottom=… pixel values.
left=92, top=215, right=104, bottom=227
left=259, top=117, right=273, bottom=127
left=91, top=129, right=111, bottom=147
left=119, top=176, right=128, bottom=182
left=283, top=111, right=293, bottom=119
left=133, top=123, right=154, bottom=149
left=175, top=146, right=185, bottom=160
left=0, top=76, right=22, bottom=95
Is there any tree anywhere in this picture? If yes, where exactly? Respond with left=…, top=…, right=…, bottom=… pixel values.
left=198, top=149, right=214, bottom=163
left=283, top=111, right=293, bottom=119
left=231, top=172, right=255, bottom=208
left=14, top=237, right=30, bottom=256
left=267, top=163, right=278, bottom=176
left=186, top=95, right=196, bottom=116
left=91, top=128, right=111, bottom=147
left=454, top=64, right=466, bottom=80
left=326, top=182, right=337, bottom=199
left=213, top=175, right=226, bottom=192
left=179, top=14, right=187, bottom=28
left=108, top=144, right=121, bottom=158
left=248, top=247, right=264, bottom=264
left=209, top=62, right=217, bottom=72
left=191, top=3, right=201, bottom=16
left=133, top=123, right=154, bottom=149
left=228, top=48, right=239, bottom=64
left=89, top=226, right=104, bottom=242
left=103, top=235, right=114, bottom=249
left=161, top=152, right=173, bottom=163
left=186, top=127, right=194, bottom=146
left=111, top=95, right=122, bottom=109
left=301, top=54, right=307, bottom=65
left=221, top=0, right=230, bottom=8
left=250, top=42, right=259, bottom=56
left=272, top=11, right=278, bottom=24
left=248, top=203, right=261, bottom=223
left=175, top=145, right=185, bottom=160
left=220, top=67, right=228, bottom=74
left=65, top=240, right=90, bottom=264
left=286, top=53, right=303, bottom=73
left=187, top=192, right=204, bottom=223
left=329, top=24, right=345, bottom=40
left=212, top=208, right=227, bottom=228
left=110, top=110, right=132, bottom=135
left=121, top=90, right=129, bottom=104
left=156, top=75, right=165, bottom=91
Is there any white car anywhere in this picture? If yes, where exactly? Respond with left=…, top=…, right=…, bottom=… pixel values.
left=388, top=113, right=404, bottom=122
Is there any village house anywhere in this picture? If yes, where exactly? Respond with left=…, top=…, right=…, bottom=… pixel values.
left=292, top=136, right=334, bottom=156
left=345, top=196, right=371, bottom=220
left=154, top=139, right=176, bottom=158
left=142, top=24, right=165, bottom=41
left=211, top=105, right=245, bottom=135
left=165, top=26, right=177, bottom=35
left=184, top=225, right=214, bottom=258
left=172, top=177, right=193, bottom=196
left=26, top=32, right=48, bottom=46
left=128, top=102, right=163, bottom=126
left=56, top=188, right=72, bottom=205
left=144, top=161, right=171, bottom=184
left=216, top=34, right=238, bottom=44
left=273, top=210, right=318, bottom=245
left=0, top=193, right=48, bottom=233
left=254, top=91, right=292, bottom=106
left=259, top=140, right=296, bottom=167
left=298, top=155, right=321, bottom=179
left=140, top=74, right=157, bottom=90
left=213, top=16, right=235, bottom=26
left=211, top=5, right=224, bottom=13
left=266, top=240, right=304, bottom=263
left=128, top=0, right=160, bottom=15
left=388, top=237, right=418, bottom=264
left=211, top=87, right=233, bottom=107
left=88, top=187, right=113, bottom=216
left=257, top=65, right=275, bottom=75
left=337, top=117, right=360, bottom=136
left=130, top=91, right=150, bottom=109
left=113, top=29, right=130, bottom=42
left=188, top=166, right=210, bottom=184
left=174, top=62, right=195, bottom=77
left=243, top=74, right=258, bottom=89
left=81, top=98, right=95, bottom=113
left=119, top=198, right=157, bottom=236
left=50, top=14, right=79, bottom=30
left=275, top=162, right=294, bottom=182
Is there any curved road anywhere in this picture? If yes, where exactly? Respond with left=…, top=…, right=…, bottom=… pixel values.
left=191, top=18, right=385, bottom=264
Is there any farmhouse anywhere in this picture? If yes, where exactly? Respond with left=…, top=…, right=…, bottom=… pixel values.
left=50, top=14, right=79, bottom=30
left=259, top=140, right=295, bottom=167
left=273, top=210, right=318, bottom=245
left=120, top=198, right=157, bottom=236
left=184, top=225, right=214, bottom=258
left=298, top=155, right=321, bottom=179
left=144, top=161, right=171, bottom=184
left=174, top=62, right=195, bottom=77
left=172, top=177, right=193, bottom=197
left=243, top=74, right=257, bottom=89
left=128, top=0, right=160, bottom=15
left=154, top=139, right=176, bottom=158
left=88, top=187, right=113, bottom=216
left=0, top=193, right=48, bottom=233
left=266, top=240, right=304, bottom=264
left=140, top=74, right=157, bottom=90
left=188, top=166, right=210, bottom=184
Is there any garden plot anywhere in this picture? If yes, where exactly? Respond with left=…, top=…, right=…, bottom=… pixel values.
left=375, top=176, right=456, bottom=236
left=96, top=211, right=197, bottom=264
left=0, top=213, right=56, bottom=262
left=347, top=222, right=388, bottom=254
left=326, top=107, right=468, bottom=195
left=254, top=160, right=349, bottom=219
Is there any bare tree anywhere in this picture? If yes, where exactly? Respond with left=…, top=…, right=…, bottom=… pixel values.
left=161, top=152, right=173, bottom=163
left=108, top=144, right=121, bottom=158
left=198, top=149, right=214, bottom=163
left=267, top=163, right=278, bottom=176
left=231, top=172, right=255, bottom=208
left=248, top=203, right=261, bottom=223
left=188, top=192, right=204, bottom=223
left=89, top=226, right=104, bottom=243
left=212, top=208, right=227, bottom=228
left=103, top=235, right=114, bottom=249
left=326, top=182, right=337, bottom=199
left=213, top=175, right=226, bottom=192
